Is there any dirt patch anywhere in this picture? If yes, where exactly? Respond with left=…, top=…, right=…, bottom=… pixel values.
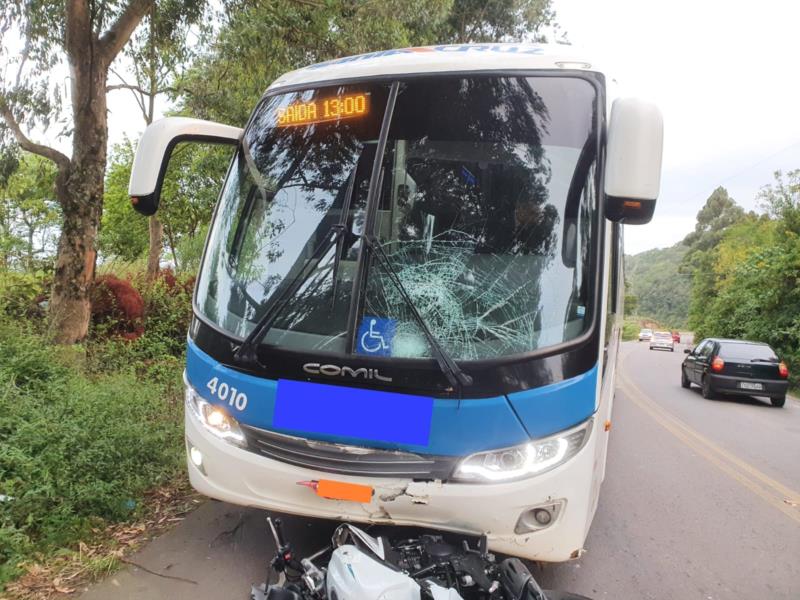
left=2, top=478, right=203, bottom=600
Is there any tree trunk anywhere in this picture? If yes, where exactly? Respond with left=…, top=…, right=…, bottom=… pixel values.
left=163, top=219, right=180, bottom=272
left=50, top=188, right=102, bottom=343
left=48, top=57, right=108, bottom=344
left=146, top=214, right=163, bottom=279
left=26, top=224, right=34, bottom=270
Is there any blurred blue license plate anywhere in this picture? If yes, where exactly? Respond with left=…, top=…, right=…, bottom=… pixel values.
left=739, top=381, right=763, bottom=391
left=273, top=380, right=433, bottom=445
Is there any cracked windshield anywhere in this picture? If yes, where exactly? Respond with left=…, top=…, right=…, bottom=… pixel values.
left=196, top=83, right=390, bottom=352
left=196, top=76, right=597, bottom=359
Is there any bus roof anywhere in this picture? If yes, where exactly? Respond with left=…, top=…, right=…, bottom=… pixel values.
left=269, top=43, right=601, bottom=91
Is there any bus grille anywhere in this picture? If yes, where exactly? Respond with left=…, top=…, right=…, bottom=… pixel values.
left=240, top=424, right=457, bottom=480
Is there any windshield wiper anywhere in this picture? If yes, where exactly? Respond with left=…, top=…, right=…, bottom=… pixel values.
left=235, top=164, right=361, bottom=367
left=750, top=358, right=778, bottom=363
left=234, top=224, right=347, bottom=367
left=329, top=168, right=357, bottom=309
left=234, top=229, right=473, bottom=396
left=364, top=234, right=473, bottom=396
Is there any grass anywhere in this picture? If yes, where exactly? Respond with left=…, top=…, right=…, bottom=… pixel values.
left=622, top=318, right=641, bottom=342
left=0, top=275, right=193, bottom=591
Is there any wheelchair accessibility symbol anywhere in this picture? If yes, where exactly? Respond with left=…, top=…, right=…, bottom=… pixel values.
left=356, top=316, right=396, bottom=356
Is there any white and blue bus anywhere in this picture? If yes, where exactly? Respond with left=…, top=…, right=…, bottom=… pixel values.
left=129, top=44, right=662, bottom=562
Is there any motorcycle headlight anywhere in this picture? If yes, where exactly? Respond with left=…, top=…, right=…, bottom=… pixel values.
left=453, top=418, right=593, bottom=483
left=185, top=382, right=246, bottom=447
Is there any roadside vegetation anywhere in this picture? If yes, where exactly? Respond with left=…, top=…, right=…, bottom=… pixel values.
left=0, top=274, right=193, bottom=589
left=682, top=174, right=800, bottom=389
left=625, top=244, right=691, bottom=328
left=626, top=174, right=800, bottom=390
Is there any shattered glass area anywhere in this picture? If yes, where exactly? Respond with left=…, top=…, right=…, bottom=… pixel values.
left=364, top=231, right=549, bottom=360
left=198, top=75, right=595, bottom=360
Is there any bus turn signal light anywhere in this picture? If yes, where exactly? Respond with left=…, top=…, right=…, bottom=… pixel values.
left=710, top=357, right=725, bottom=373
left=778, top=361, right=789, bottom=378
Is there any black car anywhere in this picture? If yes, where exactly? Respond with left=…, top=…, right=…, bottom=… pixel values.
left=681, top=338, right=790, bottom=407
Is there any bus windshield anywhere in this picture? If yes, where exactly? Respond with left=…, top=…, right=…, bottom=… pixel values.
left=196, top=75, right=598, bottom=361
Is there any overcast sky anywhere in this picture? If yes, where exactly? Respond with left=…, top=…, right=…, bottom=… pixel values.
left=551, top=0, right=800, bottom=253
left=102, top=0, right=800, bottom=255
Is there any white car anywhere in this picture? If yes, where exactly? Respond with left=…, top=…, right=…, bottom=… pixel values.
left=638, top=328, right=653, bottom=341
left=650, top=331, right=675, bottom=351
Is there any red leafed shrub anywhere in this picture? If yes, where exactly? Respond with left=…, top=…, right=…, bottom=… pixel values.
left=156, top=269, right=194, bottom=297
left=157, top=268, right=178, bottom=291
left=90, top=274, right=145, bottom=340
left=182, top=275, right=196, bottom=296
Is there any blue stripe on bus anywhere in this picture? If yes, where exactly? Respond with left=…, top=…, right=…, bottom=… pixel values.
left=185, top=340, right=596, bottom=456
left=506, top=365, right=598, bottom=438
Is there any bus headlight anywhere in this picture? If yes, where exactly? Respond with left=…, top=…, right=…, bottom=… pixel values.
left=453, top=419, right=593, bottom=482
left=185, top=384, right=246, bottom=447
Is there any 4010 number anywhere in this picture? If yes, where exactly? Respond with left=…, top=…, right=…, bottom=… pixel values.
left=206, top=377, right=248, bottom=411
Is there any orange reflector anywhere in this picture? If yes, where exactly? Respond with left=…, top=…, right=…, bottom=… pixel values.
left=604, top=420, right=612, bottom=432
left=130, top=196, right=139, bottom=205
left=623, top=200, right=642, bottom=209
left=314, top=480, right=373, bottom=503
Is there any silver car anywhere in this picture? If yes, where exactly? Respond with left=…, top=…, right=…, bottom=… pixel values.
left=650, top=331, right=675, bottom=352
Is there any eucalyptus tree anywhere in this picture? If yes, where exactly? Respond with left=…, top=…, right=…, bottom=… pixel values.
left=177, top=0, right=557, bottom=126
left=439, top=0, right=555, bottom=43
left=0, top=0, right=202, bottom=342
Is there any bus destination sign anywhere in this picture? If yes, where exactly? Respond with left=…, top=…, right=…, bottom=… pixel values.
left=276, top=93, right=369, bottom=127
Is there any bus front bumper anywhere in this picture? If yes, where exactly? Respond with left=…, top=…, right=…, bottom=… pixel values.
left=184, top=411, right=601, bottom=562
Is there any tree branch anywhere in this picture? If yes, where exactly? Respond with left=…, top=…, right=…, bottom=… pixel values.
left=108, top=68, right=149, bottom=122
left=0, top=101, right=70, bottom=171
left=107, top=82, right=149, bottom=95
left=107, top=82, right=179, bottom=97
left=99, top=0, right=155, bottom=66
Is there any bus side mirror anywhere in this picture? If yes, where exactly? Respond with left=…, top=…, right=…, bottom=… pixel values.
left=128, top=117, right=242, bottom=216
left=603, top=98, right=663, bottom=225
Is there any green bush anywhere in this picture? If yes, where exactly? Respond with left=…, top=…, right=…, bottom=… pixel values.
left=139, top=276, right=194, bottom=356
left=176, top=224, right=208, bottom=275
left=85, top=270, right=193, bottom=382
left=0, top=270, right=48, bottom=318
left=0, top=318, right=184, bottom=587
left=622, top=319, right=641, bottom=342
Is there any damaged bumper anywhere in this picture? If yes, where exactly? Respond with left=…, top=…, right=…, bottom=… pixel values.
left=185, top=410, right=600, bottom=562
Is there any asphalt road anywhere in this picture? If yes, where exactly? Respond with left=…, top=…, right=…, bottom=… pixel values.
left=81, top=341, right=800, bottom=600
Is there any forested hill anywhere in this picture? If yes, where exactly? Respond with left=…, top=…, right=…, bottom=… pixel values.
left=625, top=243, right=692, bottom=327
